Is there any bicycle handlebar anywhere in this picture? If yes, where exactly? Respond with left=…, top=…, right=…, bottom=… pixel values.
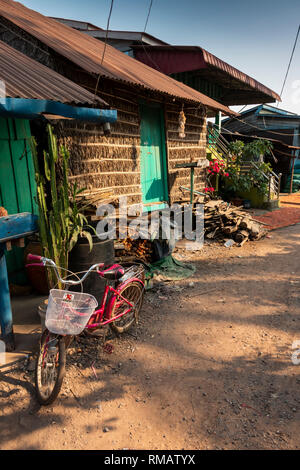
left=27, top=254, right=104, bottom=286
left=27, top=254, right=43, bottom=263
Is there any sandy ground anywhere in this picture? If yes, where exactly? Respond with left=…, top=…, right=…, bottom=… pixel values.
left=0, top=224, right=300, bottom=450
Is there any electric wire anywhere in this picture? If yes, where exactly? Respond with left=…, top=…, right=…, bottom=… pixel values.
left=277, top=23, right=300, bottom=105
left=93, top=0, right=115, bottom=102
left=143, top=0, right=154, bottom=33
left=225, top=114, right=300, bottom=137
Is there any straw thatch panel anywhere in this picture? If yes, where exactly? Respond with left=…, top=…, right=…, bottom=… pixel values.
left=54, top=120, right=142, bottom=207
left=53, top=88, right=208, bottom=211
left=165, top=106, right=207, bottom=204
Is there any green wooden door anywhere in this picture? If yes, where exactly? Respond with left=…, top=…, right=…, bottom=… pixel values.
left=140, top=104, right=168, bottom=212
left=0, top=118, right=38, bottom=285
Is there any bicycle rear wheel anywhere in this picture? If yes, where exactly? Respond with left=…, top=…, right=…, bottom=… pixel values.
left=35, top=330, right=66, bottom=406
left=109, top=281, right=144, bottom=335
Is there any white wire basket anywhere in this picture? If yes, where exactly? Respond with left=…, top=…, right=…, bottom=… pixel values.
left=45, top=289, right=98, bottom=335
left=119, top=263, right=145, bottom=283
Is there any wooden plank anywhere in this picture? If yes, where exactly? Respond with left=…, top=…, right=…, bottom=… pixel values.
left=0, top=118, right=9, bottom=140
left=0, top=213, right=38, bottom=242
left=14, top=119, right=31, bottom=140
left=0, top=140, right=18, bottom=214
left=10, top=140, right=32, bottom=213
left=24, top=139, right=39, bottom=215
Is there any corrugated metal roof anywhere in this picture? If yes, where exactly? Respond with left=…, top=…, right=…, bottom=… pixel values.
left=0, top=0, right=236, bottom=116
left=0, top=39, right=108, bottom=105
left=132, top=45, right=280, bottom=103
left=202, top=48, right=280, bottom=102
left=50, top=17, right=104, bottom=31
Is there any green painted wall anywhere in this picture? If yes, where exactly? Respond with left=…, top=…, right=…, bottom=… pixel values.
left=0, top=118, right=38, bottom=285
left=171, top=73, right=224, bottom=102
left=140, top=104, right=168, bottom=212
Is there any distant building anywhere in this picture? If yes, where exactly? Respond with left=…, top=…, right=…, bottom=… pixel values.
left=222, top=105, right=300, bottom=191
left=51, top=17, right=167, bottom=55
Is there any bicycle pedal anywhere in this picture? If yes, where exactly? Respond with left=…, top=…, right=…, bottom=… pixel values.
left=103, top=343, right=114, bottom=354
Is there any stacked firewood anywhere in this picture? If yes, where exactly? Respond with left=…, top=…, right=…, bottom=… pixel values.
left=204, top=200, right=267, bottom=246
left=116, top=238, right=154, bottom=263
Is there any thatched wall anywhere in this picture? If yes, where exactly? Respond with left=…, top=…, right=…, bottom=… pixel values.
left=165, top=105, right=207, bottom=204
left=54, top=81, right=207, bottom=209
left=54, top=84, right=143, bottom=206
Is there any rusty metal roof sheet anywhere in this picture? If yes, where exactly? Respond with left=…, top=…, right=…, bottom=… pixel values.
left=132, top=45, right=280, bottom=103
left=0, top=39, right=107, bottom=105
left=202, top=48, right=280, bottom=102
left=0, top=0, right=236, bottom=116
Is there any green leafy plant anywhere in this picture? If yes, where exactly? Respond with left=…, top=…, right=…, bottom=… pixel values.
left=243, top=139, right=273, bottom=162
left=68, top=183, right=95, bottom=252
left=228, top=140, right=245, bottom=164
left=218, top=139, right=274, bottom=199
left=31, top=124, right=95, bottom=288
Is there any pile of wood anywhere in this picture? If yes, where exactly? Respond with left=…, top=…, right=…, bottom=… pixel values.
left=204, top=200, right=268, bottom=246
left=116, top=238, right=154, bottom=263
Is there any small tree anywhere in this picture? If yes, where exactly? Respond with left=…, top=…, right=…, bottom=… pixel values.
left=243, top=139, right=273, bottom=162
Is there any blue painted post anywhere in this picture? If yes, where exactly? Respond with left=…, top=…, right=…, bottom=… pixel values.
left=0, top=244, right=14, bottom=351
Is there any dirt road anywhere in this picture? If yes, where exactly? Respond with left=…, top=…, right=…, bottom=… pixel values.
left=1, top=224, right=300, bottom=450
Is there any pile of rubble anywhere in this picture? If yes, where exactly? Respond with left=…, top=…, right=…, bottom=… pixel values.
left=204, top=200, right=268, bottom=246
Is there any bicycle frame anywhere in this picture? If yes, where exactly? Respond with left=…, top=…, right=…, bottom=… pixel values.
left=27, top=254, right=145, bottom=334
left=86, top=276, right=144, bottom=329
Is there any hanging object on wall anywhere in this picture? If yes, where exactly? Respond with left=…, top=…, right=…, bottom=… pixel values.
left=178, top=109, right=186, bottom=138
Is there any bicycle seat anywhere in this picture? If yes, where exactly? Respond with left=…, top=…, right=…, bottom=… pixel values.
left=98, top=264, right=125, bottom=280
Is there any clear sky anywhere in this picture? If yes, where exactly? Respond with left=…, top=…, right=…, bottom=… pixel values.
left=21, top=0, right=300, bottom=114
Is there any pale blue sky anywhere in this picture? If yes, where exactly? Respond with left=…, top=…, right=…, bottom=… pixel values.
left=21, top=0, right=300, bottom=114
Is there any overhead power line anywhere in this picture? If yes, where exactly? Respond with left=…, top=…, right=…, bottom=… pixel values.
left=143, top=0, right=154, bottom=33
left=226, top=114, right=300, bottom=137
left=277, top=23, right=300, bottom=105
left=100, top=0, right=115, bottom=65
left=94, top=0, right=115, bottom=102
left=138, top=0, right=166, bottom=74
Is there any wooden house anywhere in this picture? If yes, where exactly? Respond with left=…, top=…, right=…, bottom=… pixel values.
left=223, top=105, right=300, bottom=191
left=0, top=0, right=236, bottom=212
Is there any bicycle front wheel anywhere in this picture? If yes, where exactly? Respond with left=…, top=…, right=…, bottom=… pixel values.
left=35, top=330, right=66, bottom=406
left=109, top=281, right=144, bottom=335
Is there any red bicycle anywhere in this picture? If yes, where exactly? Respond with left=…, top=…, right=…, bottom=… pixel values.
left=27, top=254, right=145, bottom=405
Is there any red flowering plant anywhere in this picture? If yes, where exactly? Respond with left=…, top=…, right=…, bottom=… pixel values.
left=206, top=158, right=229, bottom=196
left=207, top=159, right=229, bottom=177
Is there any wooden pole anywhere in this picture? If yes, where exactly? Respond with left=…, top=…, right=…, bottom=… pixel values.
left=290, top=153, right=296, bottom=194
left=0, top=245, right=14, bottom=351
left=190, top=166, right=194, bottom=206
